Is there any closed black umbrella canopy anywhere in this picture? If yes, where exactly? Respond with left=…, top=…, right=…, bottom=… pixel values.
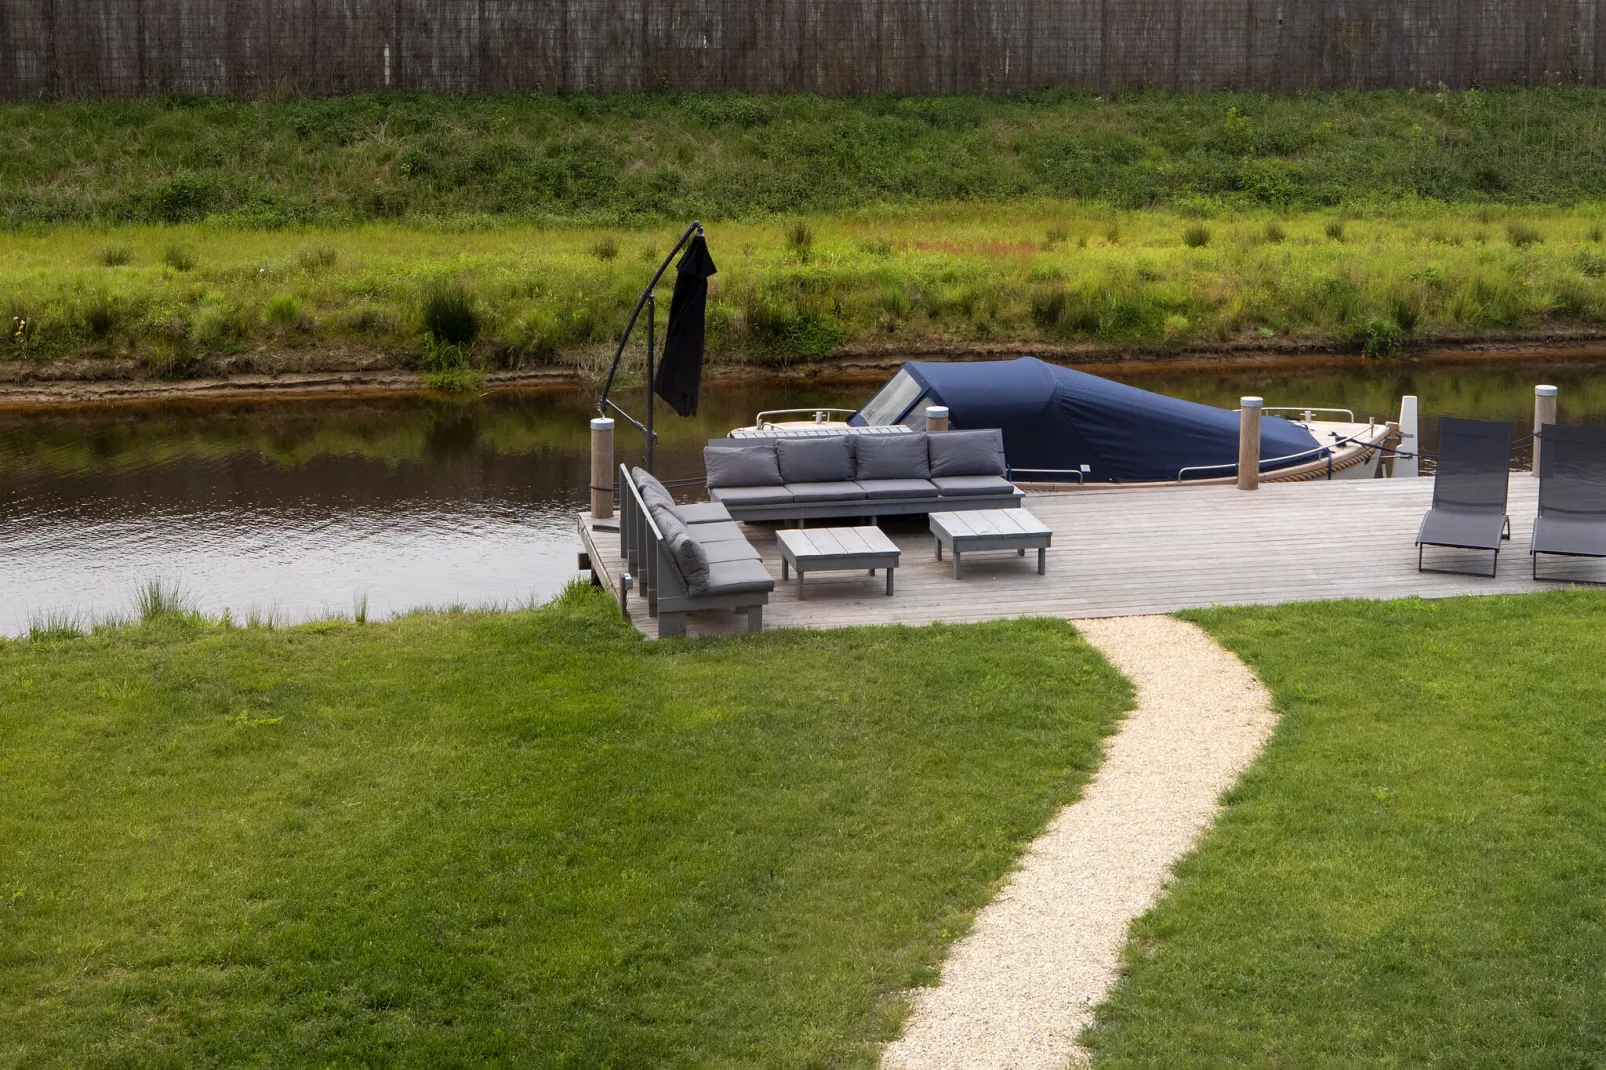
left=653, top=234, right=718, bottom=417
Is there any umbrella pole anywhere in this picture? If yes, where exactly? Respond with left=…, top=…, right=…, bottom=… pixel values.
left=646, top=294, right=656, bottom=474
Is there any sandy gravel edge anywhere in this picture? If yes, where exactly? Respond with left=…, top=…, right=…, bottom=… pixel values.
left=880, top=615, right=1277, bottom=1070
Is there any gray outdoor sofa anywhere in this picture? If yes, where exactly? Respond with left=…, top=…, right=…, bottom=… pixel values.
left=619, top=464, right=774, bottom=637
left=703, top=429, right=1022, bottom=524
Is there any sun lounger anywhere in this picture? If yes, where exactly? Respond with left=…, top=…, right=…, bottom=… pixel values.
left=1531, top=423, right=1606, bottom=581
left=1415, top=417, right=1512, bottom=577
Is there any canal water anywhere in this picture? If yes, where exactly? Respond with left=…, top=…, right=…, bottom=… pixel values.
left=4, top=358, right=1605, bottom=635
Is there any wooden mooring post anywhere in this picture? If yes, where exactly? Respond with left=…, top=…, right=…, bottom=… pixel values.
left=925, top=406, right=950, bottom=432
left=1534, top=385, right=1557, bottom=477
left=1238, top=396, right=1262, bottom=491
left=590, top=417, right=615, bottom=519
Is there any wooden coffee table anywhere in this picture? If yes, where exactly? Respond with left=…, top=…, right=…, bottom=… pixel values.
left=930, top=509, right=1052, bottom=579
left=776, top=526, right=900, bottom=599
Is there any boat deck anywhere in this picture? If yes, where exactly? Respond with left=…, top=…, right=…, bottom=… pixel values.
left=577, top=476, right=1601, bottom=638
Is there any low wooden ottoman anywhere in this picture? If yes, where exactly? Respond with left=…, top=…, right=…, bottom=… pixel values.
left=929, top=509, right=1052, bottom=579
left=776, top=526, right=900, bottom=599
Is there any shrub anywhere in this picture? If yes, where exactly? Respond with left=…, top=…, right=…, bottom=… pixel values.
left=422, top=281, right=480, bottom=346
left=97, top=245, right=133, bottom=268
left=1360, top=314, right=1407, bottom=357
left=1506, top=221, right=1542, bottom=247
left=1263, top=220, right=1287, bottom=243
left=1389, top=290, right=1423, bottom=334
left=193, top=302, right=251, bottom=347
left=1182, top=223, right=1211, bottom=248
left=265, top=293, right=302, bottom=325
left=163, top=245, right=196, bottom=272
left=786, top=221, right=814, bottom=255
left=80, top=297, right=118, bottom=340
left=590, top=236, right=620, bottom=262
left=418, top=340, right=482, bottom=392
left=297, top=244, right=337, bottom=272
left=1325, top=219, right=1347, bottom=242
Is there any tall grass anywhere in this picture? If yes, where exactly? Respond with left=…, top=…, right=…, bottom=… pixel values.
left=135, top=577, right=195, bottom=624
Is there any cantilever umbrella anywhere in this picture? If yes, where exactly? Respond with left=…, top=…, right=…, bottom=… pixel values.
left=653, top=233, right=718, bottom=417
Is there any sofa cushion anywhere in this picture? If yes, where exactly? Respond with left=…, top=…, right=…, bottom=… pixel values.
left=705, top=444, right=783, bottom=488
left=932, top=474, right=1018, bottom=497
left=853, top=432, right=930, bottom=480
left=784, top=481, right=868, bottom=503
left=854, top=477, right=940, bottom=499
left=775, top=435, right=855, bottom=484
left=654, top=505, right=712, bottom=589
left=686, top=520, right=749, bottom=544
left=701, top=539, right=764, bottom=565
left=710, top=485, right=795, bottom=507
left=702, top=558, right=777, bottom=596
left=928, top=429, right=1007, bottom=478
left=675, top=501, right=732, bottom=524
left=632, top=466, right=676, bottom=511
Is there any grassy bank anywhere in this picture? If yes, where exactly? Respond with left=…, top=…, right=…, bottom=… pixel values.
left=12, top=205, right=1606, bottom=376
left=8, top=88, right=1606, bottom=228
left=1087, top=592, right=1606, bottom=1065
left=0, top=588, right=1129, bottom=1065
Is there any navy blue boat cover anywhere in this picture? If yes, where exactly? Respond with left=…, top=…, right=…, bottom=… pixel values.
left=849, top=357, right=1322, bottom=483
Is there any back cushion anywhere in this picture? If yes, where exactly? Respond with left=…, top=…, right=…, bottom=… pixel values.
left=853, top=432, right=930, bottom=480
left=652, top=503, right=711, bottom=590
left=704, top=444, right=783, bottom=488
left=928, top=429, right=1007, bottom=477
left=633, top=466, right=676, bottom=511
left=775, top=435, right=854, bottom=484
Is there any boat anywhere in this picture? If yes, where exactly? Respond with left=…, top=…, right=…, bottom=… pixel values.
left=731, top=357, right=1398, bottom=489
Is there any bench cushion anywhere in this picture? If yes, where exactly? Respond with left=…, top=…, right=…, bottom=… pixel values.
left=854, top=432, right=930, bottom=480
left=675, top=501, right=732, bottom=524
left=654, top=507, right=712, bottom=590
left=785, top=481, right=868, bottom=503
left=632, top=467, right=676, bottom=511
left=701, top=539, right=764, bottom=565
left=854, top=478, right=940, bottom=499
left=932, top=474, right=1018, bottom=497
left=687, top=520, right=749, bottom=544
left=929, top=429, right=1007, bottom=478
left=711, top=485, right=795, bottom=507
left=706, top=444, right=783, bottom=488
left=776, top=435, right=855, bottom=484
left=702, top=558, right=777, bottom=595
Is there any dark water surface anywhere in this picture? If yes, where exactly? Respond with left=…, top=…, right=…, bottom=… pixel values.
left=5, top=359, right=1605, bottom=635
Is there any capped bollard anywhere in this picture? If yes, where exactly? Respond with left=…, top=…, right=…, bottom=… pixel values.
left=1534, top=385, right=1558, bottom=478
left=925, top=405, right=951, bottom=432
left=590, top=417, right=615, bottom=519
left=1238, top=397, right=1263, bottom=491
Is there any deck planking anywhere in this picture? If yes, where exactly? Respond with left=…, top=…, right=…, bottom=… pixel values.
left=578, top=476, right=1606, bottom=638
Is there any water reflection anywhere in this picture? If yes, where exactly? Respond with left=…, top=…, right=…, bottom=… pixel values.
left=3, top=360, right=1604, bottom=635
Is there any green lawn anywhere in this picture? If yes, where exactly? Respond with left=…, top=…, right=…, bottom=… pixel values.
left=0, top=589, right=1129, bottom=1067
left=1088, top=592, right=1606, bottom=1067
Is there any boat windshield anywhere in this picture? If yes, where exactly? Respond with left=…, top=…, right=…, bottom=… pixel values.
left=856, top=370, right=924, bottom=426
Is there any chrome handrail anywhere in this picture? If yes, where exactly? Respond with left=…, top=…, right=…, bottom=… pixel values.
left=754, top=408, right=859, bottom=429
left=1258, top=406, right=1357, bottom=421
left=1176, top=427, right=1381, bottom=482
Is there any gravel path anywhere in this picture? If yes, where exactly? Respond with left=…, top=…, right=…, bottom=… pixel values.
left=880, top=615, right=1277, bottom=1069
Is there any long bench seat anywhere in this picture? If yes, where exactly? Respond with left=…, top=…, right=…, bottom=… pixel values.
left=703, top=429, right=1023, bottom=523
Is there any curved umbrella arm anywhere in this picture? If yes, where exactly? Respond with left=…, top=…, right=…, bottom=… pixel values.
left=596, top=220, right=704, bottom=429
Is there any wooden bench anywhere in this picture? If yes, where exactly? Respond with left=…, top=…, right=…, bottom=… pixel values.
left=776, top=526, right=901, bottom=599
left=930, top=509, right=1053, bottom=579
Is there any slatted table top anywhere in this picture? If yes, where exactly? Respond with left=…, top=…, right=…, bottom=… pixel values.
left=930, top=509, right=1053, bottom=541
left=776, top=525, right=900, bottom=562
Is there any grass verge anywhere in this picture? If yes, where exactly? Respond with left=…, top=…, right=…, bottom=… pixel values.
left=1086, top=591, right=1606, bottom=1066
left=11, top=204, right=1606, bottom=373
left=0, top=587, right=1130, bottom=1065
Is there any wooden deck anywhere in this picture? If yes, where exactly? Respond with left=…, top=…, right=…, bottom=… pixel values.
left=578, top=476, right=1604, bottom=638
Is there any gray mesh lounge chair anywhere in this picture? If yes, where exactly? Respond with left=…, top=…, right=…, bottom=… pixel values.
left=1531, top=423, right=1606, bottom=581
left=1416, top=417, right=1513, bottom=577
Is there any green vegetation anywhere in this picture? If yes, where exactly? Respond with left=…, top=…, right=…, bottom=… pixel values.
left=1087, top=592, right=1606, bottom=1066
left=8, top=88, right=1606, bottom=228
left=0, top=590, right=1129, bottom=1065
left=11, top=206, right=1606, bottom=371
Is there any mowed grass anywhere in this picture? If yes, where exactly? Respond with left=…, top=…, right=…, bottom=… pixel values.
left=0, top=587, right=1130, bottom=1066
left=12, top=204, right=1606, bottom=371
left=1087, top=592, right=1606, bottom=1066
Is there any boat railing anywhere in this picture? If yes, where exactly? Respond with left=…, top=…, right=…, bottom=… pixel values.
left=1009, top=467, right=1087, bottom=484
left=1256, top=406, right=1356, bottom=422
left=754, top=408, right=860, bottom=429
left=1175, top=426, right=1384, bottom=483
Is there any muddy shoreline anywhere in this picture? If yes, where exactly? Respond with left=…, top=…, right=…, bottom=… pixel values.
left=6, top=334, right=1606, bottom=409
